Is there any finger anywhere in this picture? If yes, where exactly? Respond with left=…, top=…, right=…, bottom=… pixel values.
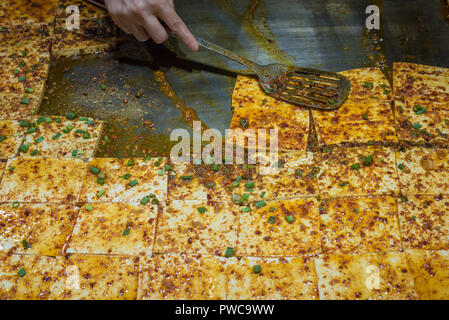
left=160, top=7, right=198, bottom=51
left=130, top=24, right=150, bottom=42
left=141, top=15, right=169, bottom=44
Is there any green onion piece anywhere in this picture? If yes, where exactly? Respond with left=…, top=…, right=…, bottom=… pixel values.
left=17, top=268, right=26, bottom=277
left=245, top=181, right=255, bottom=188
left=140, top=196, right=150, bottom=205
left=239, top=118, right=249, bottom=128
left=122, top=173, right=131, bottom=180
left=354, top=208, right=360, bottom=214
left=85, top=204, right=93, bottom=211
left=52, top=132, right=62, bottom=140
left=411, top=216, right=416, bottom=220
left=96, top=189, right=105, bottom=198
left=12, top=202, right=20, bottom=208
left=22, top=240, right=31, bottom=249
left=79, top=117, right=89, bottom=121
left=260, top=191, right=266, bottom=198
left=362, top=155, right=373, bottom=166
left=268, top=216, right=276, bottom=224
left=255, top=200, right=266, bottom=208
left=181, top=175, right=192, bottom=180
left=24, top=87, right=34, bottom=94
left=35, top=136, right=44, bottom=144
left=127, top=159, right=134, bottom=166
left=412, top=123, right=422, bottom=130
left=90, top=166, right=101, bottom=175
left=398, top=163, right=405, bottom=170
left=9, top=166, right=14, bottom=172
left=362, top=112, right=368, bottom=120
left=18, top=76, right=26, bottom=82
left=20, top=97, right=30, bottom=105
left=122, top=228, right=130, bottom=236
left=36, top=116, right=45, bottom=125
left=253, top=264, right=261, bottom=274
left=83, top=132, right=91, bottom=139
left=285, top=215, right=295, bottom=224
left=351, top=163, right=361, bottom=170
left=197, top=207, right=207, bottom=214
left=157, top=169, right=165, bottom=176
left=72, top=149, right=78, bottom=157
left=362, top=82, right=374, bottom=89
left=97, top=178, right=105, bottom=185
left=269, top=207, right=275, bottom=212
left=26, top=127, right=36, bottom=134
left=129, top=179, right=138, bottom=187
left=224, top=247, right=235, bottom=258
left=19, top=144, right=29, bottom=153
left=45, top=117, right=52, bottom=124
left=242, top=193, right=249, bottom=201
left=20, top=120, right=30, bottom=127
left=30, top=150, right=38, bottom=156
left=164, top=164, right=172, bottom=171
left=295, top=170, right=303, bottom=177
left=339, top=181, right=349, bottom=187
left=241, top=206, right=251, bottom=212
left=66, top=112, right=77, bottom=120
left=100, top=83, right=107, bottom=90
left=0, top=135, right=6, bottom=143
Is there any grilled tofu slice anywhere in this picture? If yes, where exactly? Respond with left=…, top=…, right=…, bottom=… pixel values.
left=0, top=120, right=26, bottom=159
left=398, top=195, right=448, bottom=250
left=315, top=252, right=418, bottom=300
left=49, top=254, right=139, bottom=300
left=405, top=249, right=449, bottom=300
left=20, top=115, right=103, bottom=158
left=317, top=146, right=399, bottom=198
left=80, top=157, right=167, bottom=203
left=396, top=147, right=449, bottom=196
left=319, top=196, right=401, bottom=254
left=153, top=200, right=238, bottom=256
left=237, top=198, right=320, bottom=257
left=138, top=254, right=227, bottom=300
left=0, top=203, right=79, bottom=256
left=67, top=202, right=158, bottom=256
left=0, top=254, right=55, bottom=300
left=226, top=256, right=319, bottom=300
left=0, top=157, right=86, bottom=203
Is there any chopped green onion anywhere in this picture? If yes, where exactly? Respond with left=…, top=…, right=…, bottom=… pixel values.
left=164, top=164, right=172, bottom=171
left=212, top=164, right=219, bottom=171
left=285, top=215, right=295, bottom=224
left=255, top=200, right=266, bottom=208
left=97, top=178, right=105, bottom=185
left=362, top=155, right=373, bottom=166
left=122, top=228, right=130, bottom=236
left=12, top=202, right=20, bottom=208
left=0, top=135, right=6, bottom=143
left=20, top=120, right=30, bottom=127
left=19, top=144, right=29, bottom=153
left=181, top=175, right=192, bottom=180
left=339, top=181, right=349, bottom=187
left=26, top=127, right=36, bottom=134
left=20, top=97, right=30, bottom=105
left=90, top=166, right=100, bottom=175
left=22, top=240, right=31, bottom=249
left=240, top=206, right=252, bottom=212
left=96, top=189, right=105, bottom=198
left=351, top=163, right=361, bottom=170
left=85, top=204, right=93, bottom=211
left=253, top=265, right=261, bottom=274
left=398, top=163, right=405, bottom=170
left=268, top=216, right=276, bottom=224
left=295, top=170, right=303, bottom=177
left=72, top=149, right=78, bottom=157
left=129, top=179, right=138, bottom=187
left=30, top=150, right=38, bottom=156
left=197, top=207, right=207, bottom=214
left=66, top=112, right=77, bottom=120
left=17, top=268, right=26, bottom=277
left=52, top=132, right=62, bottom=140
left=35, top=136, right=44, bottom=144
left=140, top=196, right=151, bottom=205
left=122, top=173, right=131, bottom=180
left=224, top=247, right=235, bottom=258
left=127, top=159, right=134, bottom=166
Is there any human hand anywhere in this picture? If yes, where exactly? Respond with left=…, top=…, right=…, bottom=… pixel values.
left=104, top=0, right=198, bottom=51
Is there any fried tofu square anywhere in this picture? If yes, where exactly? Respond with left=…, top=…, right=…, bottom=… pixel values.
left=0, top=93, right=42, bottom=120
left=0, top=203, right=79, bottom=256
left=67, top=203, right=158, bottom=256
left=0, top=0, right=58, bottom=27
left=315, top=252, right=418, bottom=300
left=313, top=68, right=396, bottom=146
left=226, top=256, right=319, bottom=300
left=0, top=254, right=54, bottom=300
left=229, top=105, right=309, bottom=152
left=253, top=152, right=319, bottom=201
left=398, top=195, right=448, bottom=250
left=405, top=249, right=449, bottom=300
left=52, top=18, right=120, bottom=58
left=0, top=53, right=49, bottom=96
left=154, top=200, right=238, bottom=256
left=317, top=146, right=399, bottom=198
left=313, top=99, right=397, bottom=146
left=0, top=120, right=26, bottom=159
left=340, top=67, right=392, bottom=102
left=20, top=115, right=103, bottom=158
left=0, top=157, right=86, bottom=203
left=0, top=24, right=52, bottom=58
left=237, top=198, right=320, bottom=257
left=395, top=97, right=449, bottom=145
left=80, top=158, right=167, bottom=203
left=319, top=196, right=401, bottom=254
left=393, top=62, right=449, bottom=103
left=138, top=254, right=227, bottom=300
left=396, top=147, right=449, bottom=196
left=49, top=254, right=139, bottom=300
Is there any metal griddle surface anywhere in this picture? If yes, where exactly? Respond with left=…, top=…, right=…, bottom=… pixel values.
left=39, top=0, right=449, bottom=158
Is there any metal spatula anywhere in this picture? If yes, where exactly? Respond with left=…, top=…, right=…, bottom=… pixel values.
left=192, top=36, right=351, bottom=110
left=83, top=0, right=350, bottom=110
